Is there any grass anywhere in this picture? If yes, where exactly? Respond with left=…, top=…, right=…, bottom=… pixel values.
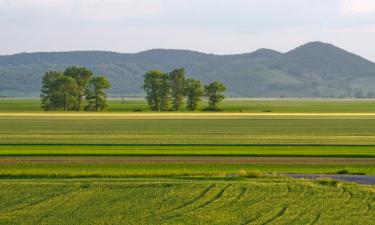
left=2, top=98, right=375, bottom=112
left=0, top=163, right=374, bottom=177
left=0, top=177, right=373, bottom=225
left=1, top=145, right=375, bottom=157
left=2, top=114, right=375, bottom=145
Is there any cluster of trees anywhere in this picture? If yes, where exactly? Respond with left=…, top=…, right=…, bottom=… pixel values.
left=41, top=66, right=111, bottom=111
left=143, top=68, right=226, bottom=111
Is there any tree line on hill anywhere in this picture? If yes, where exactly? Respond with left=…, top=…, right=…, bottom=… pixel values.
left=40, top=66, right=226, bottom=112
left=41, top=66, right=111, bottom=111
left=143, top=68, right=226, bottom=111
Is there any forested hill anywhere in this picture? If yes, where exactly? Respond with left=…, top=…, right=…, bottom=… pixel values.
left=2, top=41, right=375, bottom=97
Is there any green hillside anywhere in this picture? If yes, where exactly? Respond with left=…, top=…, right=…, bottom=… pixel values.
left=1, top=42, right=375, bottom=97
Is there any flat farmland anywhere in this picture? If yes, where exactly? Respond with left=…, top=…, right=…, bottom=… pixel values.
left=0, top=178, right=374, bottom=225
left=2, top=98, right=375, bottom=112
left=0, top=112, right=375, bottom=176
left=2, top=113, right=375, bottom=145
left=1, top=100, right=375, bottom=224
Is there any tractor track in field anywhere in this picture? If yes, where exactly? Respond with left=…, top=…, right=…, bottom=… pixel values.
left=164, top=184, right=231, bottom=220
left=191, top=184, right=232, bottom=212
left=173, top=184, right=215, bottom=211
left=260, top=206, right=288, bottom=225
left=310, top=213, right=321, bottom=225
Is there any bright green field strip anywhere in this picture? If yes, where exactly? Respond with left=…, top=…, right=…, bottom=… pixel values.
left=0, top=178, right=374, bottom=225
left=2, top=98, right=375, bottom=112
left=1, top=163, right=374, bottom=177
left=1, top=145, right=375, bottom=157
left=2, top=116, right=375, bottom=145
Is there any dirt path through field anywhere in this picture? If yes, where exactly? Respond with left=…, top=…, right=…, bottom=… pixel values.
left=0, top=156, right=374, bottom=164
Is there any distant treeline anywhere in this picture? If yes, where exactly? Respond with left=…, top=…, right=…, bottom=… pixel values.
left=40, top=66, right=226, bottom=112
left=41, top=66, right=111, bottom=111
left=143, top=68, right=226, bottom=111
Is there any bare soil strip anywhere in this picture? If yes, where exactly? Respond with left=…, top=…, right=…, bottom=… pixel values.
left=0, top=156, right=374, bottom=165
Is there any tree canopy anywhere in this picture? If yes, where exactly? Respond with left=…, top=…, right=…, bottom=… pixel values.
left=40, top=66, right=111, bottom=111
left=143, top=70, right=171, bottom=111
left=143, top=68, right=226, bottom=111
left=169, top=68, right=186, bottom=111
left=184, top=78, right=204, bottom=111
left=85, top=76, right=111, bottom=112
left=204, top=81, right=227, bottom=110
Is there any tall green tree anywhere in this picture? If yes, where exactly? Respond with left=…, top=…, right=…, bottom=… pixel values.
left=169, top=68, right=186, bottom=111
left=184, top=78, right=204, bottom=111
left=85, top=76, right=111, bottom=111
left=143, top=70, right=171, bottom=111
left=64, top=66, right=93, bottom=111
left=40, top=71, right=64, bottom=111
left=204, top=81, right=227, bottom=110
left=55, top=76, right=78, bottom=111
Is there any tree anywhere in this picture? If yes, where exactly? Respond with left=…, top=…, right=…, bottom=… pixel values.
left=143, top=70, right=171, bottom=111
left=40, top=71, right=64, bottom=111
left=40, top=67, right=111, bottom=112
left=204, top=81, right=227, bottom=110
left=85, top=76, right=111, bottom=111
left=64, top=66, right=93, bottom=111
left=55, top=76, right=78, bottom=111
left=169, top=68, right=186, bottom=111
left=184, top=78, right=204, bottom=111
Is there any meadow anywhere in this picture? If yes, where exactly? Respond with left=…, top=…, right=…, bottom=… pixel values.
left=0, top=99, right=375, bottom=224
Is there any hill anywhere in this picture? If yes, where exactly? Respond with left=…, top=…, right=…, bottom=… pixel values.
left=1, top=41, right=375, bottom=97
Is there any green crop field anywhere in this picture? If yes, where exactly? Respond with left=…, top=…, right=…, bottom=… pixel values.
left=0, top=99, right=375, bottom=224
left=0, top=163, right=374, bottom=178
left=0, top=177, right=374, bottom=225
left=2, top=98, right=375, bottom=112
left=2, top=113, right=375, bottom=145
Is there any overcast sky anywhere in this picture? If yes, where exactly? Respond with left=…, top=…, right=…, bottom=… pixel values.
left=1, top=0, right=375, bottom=61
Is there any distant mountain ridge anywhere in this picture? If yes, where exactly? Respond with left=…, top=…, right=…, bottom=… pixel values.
left=1, top=41, right=375, bottom=97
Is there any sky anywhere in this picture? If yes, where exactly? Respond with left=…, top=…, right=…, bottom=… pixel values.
left=1, top=0, right=375, bottom=61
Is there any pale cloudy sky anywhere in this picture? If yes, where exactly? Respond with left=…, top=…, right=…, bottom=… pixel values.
left=1, top=0, right=375, bottom=60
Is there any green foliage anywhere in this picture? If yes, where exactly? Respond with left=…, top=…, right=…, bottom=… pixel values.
left=143, top=68, right=226, bottom=111
left=40, top=71, right=64, bottom=111
left=169, top=68, right=186, bottom=111
left=64, top=66, right=93, bottom=110
left=40, top=67, right=111, bottom=111
left=204, top=81, right=227, bottom=109
left=143, top=70, right=171, bottom=111
left=56, top=76, right=79, bottom=111
left=85, top=76, right=111, bottom=111
left=184, top=78, right=204, bottom=111
left=40, top=71, right=78, bottom=111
